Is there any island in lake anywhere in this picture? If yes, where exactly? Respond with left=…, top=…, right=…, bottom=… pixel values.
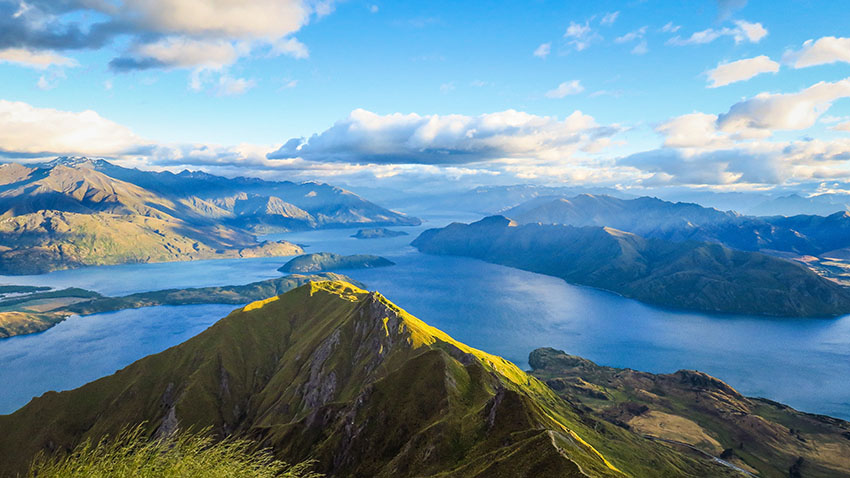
left=351, top=227, right=410, bottom=239
left=278, top=252, right=395, bottom=273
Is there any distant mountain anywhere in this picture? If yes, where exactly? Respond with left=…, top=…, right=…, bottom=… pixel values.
left=0, top=281, right=755, bottom=477
left=504, top=194, right=850, bottom=258
left=746, top=193, right=850, bottom=217
left=529, top=348, right=850, bottom=478
left=0, top=158, right=419, bottom=274
left=412, top=216, right=850, bottom=317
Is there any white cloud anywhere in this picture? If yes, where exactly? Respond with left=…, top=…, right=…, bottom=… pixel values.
left=563, top=21, right=597, bottom=51
left=832, top=121, right=850, bottom=132
left=0, top=100, right=144, bottom=157
left=784, top=36, right=850, bottom=68
left=545, top=80, right=584, bottom=98
left=117, top=0, right=314, bottom=40
left=632, top=41, right=648, bottom=55
left=0, top=48, right=78, bottom=69
left=533, top=42, right=551, bottom=58
left=272, top=37, right=309, bottom=59
left=600, top=11, right=620, bottom=26
left=268, top=108, right=620, bottom=165
left=216, top=76, right=256, bottom=96
left=661, top=22, right=680, bottom=33
left=615, top=26, right=647, bottom=43
left=657, top=113, right=731, bottom=149
left=668, top=20, right=766, bottom=46
left=718, top=78, right=850, bottom=133
left=706, top=55, right=779, bottom=88
left=369, top=4, right=379, bottom=13
left=131, top=37, right=242, bottom=69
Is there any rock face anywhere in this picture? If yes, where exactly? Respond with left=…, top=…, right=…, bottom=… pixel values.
left=412, top=216, right=850, bottom=317
left=0, top=281, right=745, bottom=477
left=278, top=252, right=395, bottom=273
left=0, top=158, right=419, bottom=274
left=529, top=347, right=850, bottom=478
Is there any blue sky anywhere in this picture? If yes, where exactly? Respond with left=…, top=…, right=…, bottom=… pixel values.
left=1, top=0, right=849, bottom=194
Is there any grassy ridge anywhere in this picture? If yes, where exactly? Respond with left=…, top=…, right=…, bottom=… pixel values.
left=0, top=281, right=744, bottom=477
left=278, top=252, right=395, bottom=273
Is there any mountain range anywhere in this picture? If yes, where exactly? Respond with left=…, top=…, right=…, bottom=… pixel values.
left=1, top=281, right=847, bottom=477
left=0, top=157, right=418, bottom=274
left=412, top=216, right=850, bottom=317
left=505, top=194, right=850, bottom=259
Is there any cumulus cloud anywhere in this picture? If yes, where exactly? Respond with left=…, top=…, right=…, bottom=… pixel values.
left=706, top=55, right=779, bottom=88
left=0, top=0, right=329, bottom=78
left=545, top=80, right=584, bottom=98
left=533, top=42, right=551, bottom=58
left=111, top=38, right=243, bottom=71
left=832, top=121, right=850, bottom=132
left=0, top=99, right=144, bottom=157
left=783, top=36, right=850, bottom=68
left=668, top=20, right=766, bottom=46
left=717, top=78, right=850, bottom=134
left=268, top=108, right=620, bottom=165
left=0, top=47, right=77, bottom=69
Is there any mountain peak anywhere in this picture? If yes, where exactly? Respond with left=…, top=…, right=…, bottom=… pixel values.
left=42, top=156, right=112, bottom=170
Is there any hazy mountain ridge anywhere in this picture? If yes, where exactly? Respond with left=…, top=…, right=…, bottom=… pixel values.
left=0, top=281, right=749, bottom=477
left=505, top=194, right=850, bottom=258
left=412, top=216, right=850, bottom=317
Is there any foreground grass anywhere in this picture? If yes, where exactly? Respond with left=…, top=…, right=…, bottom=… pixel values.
left=27, top=426, right=322, bottom=478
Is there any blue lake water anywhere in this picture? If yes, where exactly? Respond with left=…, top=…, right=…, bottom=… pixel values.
left=1, top=213, right=849, bottom=421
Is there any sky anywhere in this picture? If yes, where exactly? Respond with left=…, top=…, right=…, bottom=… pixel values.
left=1, top=0, right=850, bottom=195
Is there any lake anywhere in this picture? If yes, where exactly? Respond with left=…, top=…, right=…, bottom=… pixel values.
left=1, top=213, right=849, bottom=421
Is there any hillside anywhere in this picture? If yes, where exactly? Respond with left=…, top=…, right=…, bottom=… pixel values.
left=0, top=281, right=750, bottom=477
left=529, top=348, right=850, bottom=478
left=278, top=252, right=395, bottom=273
left=411, top=216, right=850, bottom=317
left=0, top=158, right=419, bottom=273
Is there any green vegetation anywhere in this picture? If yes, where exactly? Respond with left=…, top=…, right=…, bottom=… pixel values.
left=529, top=347, right=850, bottom=478
left=0, top=281, right=749, bottom=477
left=27, top=425, right=322, bottom=478
left=278, top=252, right=395, bottom=273
left=0, top=285, right=51, bottom=294
left=412, top=216, right=850, bottom=317
left=351, top=227, right=409, bottom=239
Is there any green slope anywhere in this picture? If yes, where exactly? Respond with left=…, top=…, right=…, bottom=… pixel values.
left=0, top=281, right=742, bottom=477
left=412, top=216, right=850, bottom=317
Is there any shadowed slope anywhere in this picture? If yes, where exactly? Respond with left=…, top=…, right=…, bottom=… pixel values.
left=412, top=216, right=850, bottom=317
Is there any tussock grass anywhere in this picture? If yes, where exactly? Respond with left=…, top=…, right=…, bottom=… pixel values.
left=27, top=426, right=322, bottom=478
